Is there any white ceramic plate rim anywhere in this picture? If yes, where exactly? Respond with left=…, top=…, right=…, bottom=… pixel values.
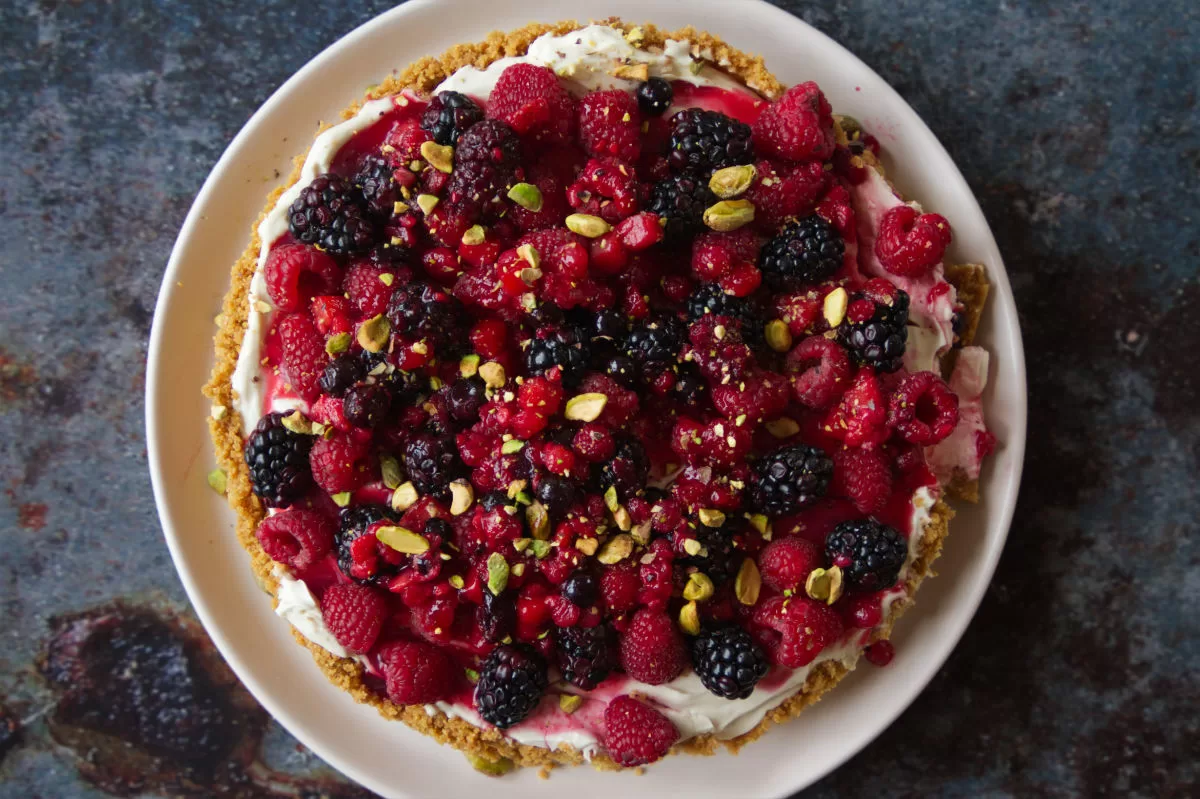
left=146, top=1, right=1027, bottom=797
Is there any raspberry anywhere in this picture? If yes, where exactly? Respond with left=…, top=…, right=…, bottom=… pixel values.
left=424, top=202, right=477, bottom=248
left=603, top=695, right=679, bottom=767
left=578, top=90, right=642, bottom=161
left=420, top=91, right=484, bottom=146
left=577, top=373, right=639, bottom=428
left=753, top=595, right=844, bottom=668
left=352, top=155, right=400, bottom=217
left=567, top=157, right=640, bottom=223
left=751, top=81, right=835, bottom=162
left=264, top=244, right=342, bottom=313
left=474, top=643, right=548, bottom=728
left=310, top=294, right=355, bottom=337
left=831, top=446, right=893, bottom=515
left=758, top=214, right=845, bottom=290
left=385, top=279, right=467, bottom=356
left=758, top=536, right=823, bottom=592
left=744, top=159, right=827, bottom=228
left=243, top=411, right=314, bottom=508
left=487, top=64, right=575, bottom=145
left=837, top=287, right=910, bottom=374
left=469, top=319, right=509, bottom=360
left=510, top=170, right=571, bottom=232
left=600, top=562, right=640, bottom=613
left=785, top=336, right=853, bottom=410
left=573, top=423, right=616, bottom=462
left=378, top=640, right=455, bottom=704
left=255, top=509, right=334, bottom=571
left=646, top=174, right=716, bottom=239
left=334, top=503, right=402, bottom=585
left=381, top=121, right=431, bottom=168
left=711, top=370, right=791, bottom=422
left=320, top=583, right=388, bottom=653
left=615, top=212, right=665, bottom=250
left=557, top=624, right=615, bottom=690
left=448, top=119, right=522, bottom=215
left=670, top=416, right=753, bottom=469
left=875, top=205, right=952, bottom=278
left=618, top=608, right=687, bottom=685
left=342, top=260, right=396, bottom=318
left=309, top=433, right=373, bottom=494
left=276, top=313, right=327, bottom=402
left=825, top=518, right=908, bottom=592
left=691, top=626, right=770, bottom=700
left=690, top=228, right=760, bottom=281
left=288, top=174, right=376, bottom=254
left=525, top=325, right=590, bottom=383
left=825, top=368, right=889, bottom=448
left=403, top=433, right=464, bottom=497
left=598, top=437, right=649, bottom=503
left=887, top=371, right=960, bottom=445
left=635, top=77, right=674, bottom=116
left=667, top=108, right=753, bottom=175
left=686, top=314, right=754, bottom=384
left=749, top=444, right=833, bottom=516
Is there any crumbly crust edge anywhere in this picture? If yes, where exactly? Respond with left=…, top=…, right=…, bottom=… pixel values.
left=201, top=18, right=984, bottom=773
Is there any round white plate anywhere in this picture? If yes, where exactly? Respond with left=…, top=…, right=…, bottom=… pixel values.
left=147, top=1, right=1026, bottom=796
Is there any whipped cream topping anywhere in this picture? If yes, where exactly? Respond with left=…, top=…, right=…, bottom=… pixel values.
left=273, top=564, right=351, bottom=659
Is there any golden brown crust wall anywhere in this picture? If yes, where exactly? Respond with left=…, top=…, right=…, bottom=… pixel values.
left=202, top=18, right=985, bottom=773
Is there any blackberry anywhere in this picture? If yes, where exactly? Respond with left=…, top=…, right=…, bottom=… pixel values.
left=386, top=280, right=467, bottom=355
left=474, top=644, right=548, bottom=729
left=403, top=433, right=464, bottom=497
left=352, top=155, right=398, bottom=217
left=677, top=519, right=741, bottom=586
left=598, top=437, right=649, bottom=502
left=477, top=587, right=516, bottom=644
left=749, top=444, right=833, bottom=516
left=758, top=215, right=845, bottom=290
left=684, top=283, right=766, bottom=349
left=448, top=119, right=522, bottom=215
left=672, top=364, right=708, bottom=408
left=837, top=289, right=910, bottom=374
left=691, top=626, right=769, bottom=700
left=525, top=326, right=590, bottom=384
left=646, top=174, right=716, bottom=239
left=420, top=91, right=484, bottom=146
left=667, top=108, right=754, bottom=176
left=825, top=519, right=908, bottom=592
left=601, top=353, right=638, bottom=388
left=561, top=571, right=598, bottom=607
left=319, top=354, right=365, bottom=398
left=243, top=412, right=313, bottom=508
left=625, top=315, right=686, bottom=369
left=636, top=77, right=673, bottom=117
left=588, top=308, right=629, bottom=342
left=343, top=383, right=391, bottom=428
left=334, top=503, right=400, bottom=585
left=556, top=624, right=615, bottom=690
left=445, top=376, right=486, bottom=424
left=534, top=474, right=577, bottom=518
left=287, top=173, right=376, bottom=254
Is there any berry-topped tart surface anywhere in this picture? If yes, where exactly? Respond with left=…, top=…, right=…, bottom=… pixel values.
left=204, top=19, right=995, bottom=775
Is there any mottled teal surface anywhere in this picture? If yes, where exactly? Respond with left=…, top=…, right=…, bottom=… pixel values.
left=0, top=2, right=1196, bottom=797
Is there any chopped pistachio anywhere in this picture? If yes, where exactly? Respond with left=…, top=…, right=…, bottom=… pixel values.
left=703, top=199, right=755, bottom=232
left=735, top=558, right=762, bottom=606
left=379, top=454, right=403, bottom=490
left=331, top=491, right=352, bottom=507
left=449, top=574, right=465, bottom=589
left=280, top=410, right=314, bottom=435
left=506, top=479, right=529, bottom=500
left=513, top=538, right=532, bottom=552
left=683, top=572, right=715, bottom=602
left=415, top=193, right=439, bottom=215
left=574, top=537, right=599, bottom=556
left=459, top=354, right=480, bottom=377
left=748, top=513, right=770, bottom=535
left=698, top=508, right=726, bottom=527
left=765, top=417, right=801, bottom=438
left=511, top=562, right=526, bottom=577
left=376, top=525, right=429, bottom=554
left=507, top=182, right=544, bottom=212
left=559, top=694, right=583, bottom=714
left=461, top=224, right=487, bottom=246
left=823, top=286, right=849, bottom=328
left=613, top=506, right=632, bottom=531
left=325, top=331, right=352, bottom=355
left=378, top=272, right=395, bottom=287
left=465, top=753, right=514, bottom=777
left=526, top=501, right=551, bottom=540
left=564, top=213, right=612, bottom=238
left=597, top=533, right=634, bottom=565
left=419, top=140, right=454, bottom=173
left=564, top=392, right=608, bottom=422
left=603, top=485, right=619, bottom=513
left=678, top=600, right=701, bottom=635
left=611, top=62, right=650, bottom=81
left=206, top=468, right=227, bottom=495
left=478, top=361, right=506, bottom=389
left=391, top=481, right=419, bottom=511
left=683, top=538, right=704, bottom=557
left=486, top=552, right=509, bottom=595
left=464, top=667, right=479, bottom=682
left=631, top=519, right=653, bottom=545
left=210, top=404, right=228, bottom=420
left=765, top=319, right=793, bottom=352
left=356, top=314, right=390, bottom=353
left=805, top=565, right=845, bottom=605
left=501, top=439, right=524, bottom=455
left=708, top=164, right=757, bottom=199
left=516, top=243, right=540, bottom=269
left=529, top=538, right=552, bottom=559
left=449, top=480, right=475, bottom=515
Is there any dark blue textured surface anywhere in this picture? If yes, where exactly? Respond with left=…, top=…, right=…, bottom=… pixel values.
left=0, top=2, right=1196, bottom=797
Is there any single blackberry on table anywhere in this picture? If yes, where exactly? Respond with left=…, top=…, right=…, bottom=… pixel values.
left=758, top=214, right=845, bottom=290
left=244, top=411, right=313, bottom=508
left=636, top=77, right=674, bottom=117
left=352, top=155, right=398, bottom=217
left=525, top=326, right=590, bottom=384
left=474, top=644, right=548, bottom=729
left=448, top=119, right=522, bottom=215
left=598, top=437, right=649, bottom=502
left=667, top=108, right=754, bottom=176
left=420, top=91, right=484, bottom=146
left=445, top=376, right=486, bottom=424
left=825, top=518, right=908, bottom=593
left=691, top=626, right=770, bottom=700
left=334, top=503, right=401, bottom=585
left=403, top=433, right=464, bottom=497
left=646, top=174, right=717, bottom=239
left=386, top=280, right=467, bottom=354
left=319, top=354, right=365, bottom=398
left=625, top=315, right=686, bottom=369
left=287, top=173, right=376, bottom=254
left=557, top=624, right=615, bottom=690
left=677, top=519, right=741, bottom=586
left=343, top=382, right=391, bottom=428
left=837, top=289, right=910, bottom=374
left=749, top=444, right=833, bottom=516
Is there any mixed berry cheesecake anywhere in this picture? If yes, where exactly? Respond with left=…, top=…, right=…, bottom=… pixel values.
left=204, top=20, right=995, bottom=774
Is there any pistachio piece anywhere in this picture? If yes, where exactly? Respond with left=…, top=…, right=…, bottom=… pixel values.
left=765, top=319, right=793, bottom=353
left=448, top=574, right=465, bottom=589
left=378, top=272, right=395, bottom=287
left=331, top=491, right=352, bottom=507
left=526, top=501, right=551, bottom=540
left=559, top=694, right=583, bottom=714
left=479, top=361, right=506, bottom=389
left=748, top=513, right=770, bottom=535
left=529, top=538, right=552, bottom=559
left=507, top=182, right=544, bottom=212
left=391, top=481, right=419, bottom=511
left=516, top=243, right=540, bottom=269
left=682, top=538, right=704, bottom=557
left=708, top=164, right=757, bottom=199
left=356, top=314, right=390, bottom=353
left=376, top=525, right=430, bottom=554
left=379, top=454, right=403, bottom=490
left=603, top=485, right=620, bottom=513
left=325, top=331, right=352, bottom=355
left=683, top=572, right=715, bottom=602
left=735, top=558, right=762, bottom=606
left=518, top=266, right=543, bottom=285
left=697, top=508, right=726, bottom=527
left=210, top=404, right=228, bottom=420
left=280, top=410, right=314, bottom=435
left=415, top=193, right=440, bottom=215
left=419, top=140, right=454, bottom=174
left=565, top=213, right=612, bottom=238
left=461, top=224, right=486, bottom=246
left=506, top=479, right=529, bottom=500
left=207, top=468, right=227, bottom=495
left=631, top=519, right=653, bottom=545
left=765, top=417, right=800, bottom=439
left=574, top=537, right=599, bottom=556
left=449, top=480, right=475, bottom=515
left=703, top=199, right=755, bottom=232
left=611, top=62, right=650, bottom=82
left=486, top=552, right=509, bottom=595
left=459, top=353, right=480, bottom=377
left=500, top=439, right=524, bottom=455
left=823, top=286, right=849, bottom=328
left=597, top=533, right=634, bottom=565
left=465, top=753, right=514, bottom=777
left=804, top=565, right=845, bottom=605
left=678, top=600, right=701, bottom=635
left=564, top=392, right=608, bottom=422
